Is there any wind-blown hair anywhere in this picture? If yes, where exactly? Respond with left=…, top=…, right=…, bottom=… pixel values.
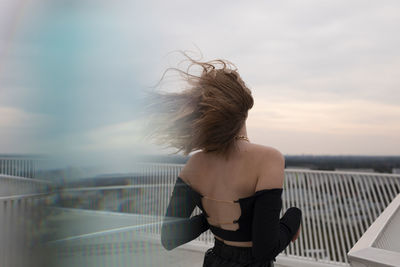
left=146, top=54, right=254, bottom=156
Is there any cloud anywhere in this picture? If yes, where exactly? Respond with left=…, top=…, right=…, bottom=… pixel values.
left=248, top=98, right=400, bottom=155
left=81, top=119, right=154, bottom=152
left=0, top=106, right=49, bottom=153
left=0, top=106, right=47, bottom=129
left=32, top=117, right=167, bottom=169
left=35, top=117, right=162, bottom=155
left=1, top=0, right=400, bottom=156
left=251, top=98, right=400, bottom=134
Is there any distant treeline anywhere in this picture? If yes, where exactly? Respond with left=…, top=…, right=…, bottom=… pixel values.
left=54, top=154, right=400, bottom=188
left=142, top=154, right=400, bottom=173
left=284, top=155, right=400, bottom=173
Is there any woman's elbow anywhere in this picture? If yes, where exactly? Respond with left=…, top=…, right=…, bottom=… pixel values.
left=160, top=229, right=175, bottom=251
left=161, top=236, right=174, bottom=251
left=160, top=223, right=173, bottom=250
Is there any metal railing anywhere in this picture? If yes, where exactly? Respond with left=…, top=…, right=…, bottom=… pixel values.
left=347, top=194, right=400, bottom=266
left=57, top=163, right=400, bottom=266
left=0, top=174, right=54, bottom=267
left=0, top=174, right=50, bottom=196
left=0, top=156, right=41, bottom=178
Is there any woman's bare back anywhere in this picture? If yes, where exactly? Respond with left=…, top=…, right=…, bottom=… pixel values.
left=179, top=142, right=285, bottom=247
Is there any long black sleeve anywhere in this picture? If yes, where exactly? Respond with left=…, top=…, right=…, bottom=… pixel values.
left=161, top=178, right=209, bottom=250
left=252, top=189, right=302, bottom=262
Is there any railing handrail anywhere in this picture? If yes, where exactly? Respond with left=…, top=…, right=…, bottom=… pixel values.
left=61, top=183, right=167, bottom=192
left=60, top=169, right=400, bottom=193
left=285, top=169, right=400, bottom=177
left=134, top=162, right=400, bottom=177
left=0, top=192, right=53, bottom=201
left=47, top=208, right=162, bottom=243
left=0, top=174, right=52, bottom=184
left=347, top=194, right=400, bottom=266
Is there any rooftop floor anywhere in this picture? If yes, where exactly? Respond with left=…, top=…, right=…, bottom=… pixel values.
left=45, top=208, right=335, bottom=267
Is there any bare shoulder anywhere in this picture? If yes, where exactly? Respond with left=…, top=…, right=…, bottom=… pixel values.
left=251, top=144, right=285, bottom=191
left=178, top=151, right=205, bottom=182
left=248, top=143, right=284, bottom=163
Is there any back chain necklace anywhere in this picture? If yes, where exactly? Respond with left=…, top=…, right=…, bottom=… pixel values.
left=235, top=135, right=250, bottom=142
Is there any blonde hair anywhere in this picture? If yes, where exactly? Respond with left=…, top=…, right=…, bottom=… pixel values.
left=146, top=54, right=253, bottom=156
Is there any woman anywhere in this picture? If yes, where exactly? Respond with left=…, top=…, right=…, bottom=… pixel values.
left=149, top=55, right=302, bottom=267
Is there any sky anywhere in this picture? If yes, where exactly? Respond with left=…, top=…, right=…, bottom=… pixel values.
left=1, top=0, right=400, bottom=168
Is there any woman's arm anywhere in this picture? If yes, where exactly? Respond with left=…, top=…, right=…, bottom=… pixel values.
left=251, top=148, right=302, bottom=262
left=252, top=192, right=302, bottom=262
left=161, top=177, right=209, bottom=250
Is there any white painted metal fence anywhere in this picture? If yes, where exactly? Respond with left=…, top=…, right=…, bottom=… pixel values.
left=0, top=156, right=41, bottom=178
left=0, top=174, right=53, bottom=267
left=347, top=194, right=400, bottom=266
left=58, top=163, right=400, bottom=266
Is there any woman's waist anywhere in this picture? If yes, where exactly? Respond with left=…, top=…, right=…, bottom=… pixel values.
left=208, top=224, right=253, bottom=244
left=214, top=235, right=253, bottom=247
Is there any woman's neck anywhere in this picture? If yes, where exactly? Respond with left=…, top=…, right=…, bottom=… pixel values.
left=237, top=123, right=248, bottom=138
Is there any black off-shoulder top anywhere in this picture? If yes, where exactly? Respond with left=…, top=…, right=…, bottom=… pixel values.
left=161, top=177, right=302, bottom=263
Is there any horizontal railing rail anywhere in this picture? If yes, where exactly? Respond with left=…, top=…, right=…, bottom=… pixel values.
left=347, top=194, right=400, bottom=266
left=58, top=163, right=400, bottom=266
left=0, top=174, right=54, bottom=267
left=0, top=174, right=52, bottom=196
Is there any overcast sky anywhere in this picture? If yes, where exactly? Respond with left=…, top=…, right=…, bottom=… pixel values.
left=1, top=0, right=399, bottom=167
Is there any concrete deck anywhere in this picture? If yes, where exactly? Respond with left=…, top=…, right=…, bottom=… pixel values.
left=44, top=208, right=289, bottom=267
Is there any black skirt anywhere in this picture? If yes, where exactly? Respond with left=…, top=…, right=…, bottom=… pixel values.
left=202, top=238, right=274, bottom=267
